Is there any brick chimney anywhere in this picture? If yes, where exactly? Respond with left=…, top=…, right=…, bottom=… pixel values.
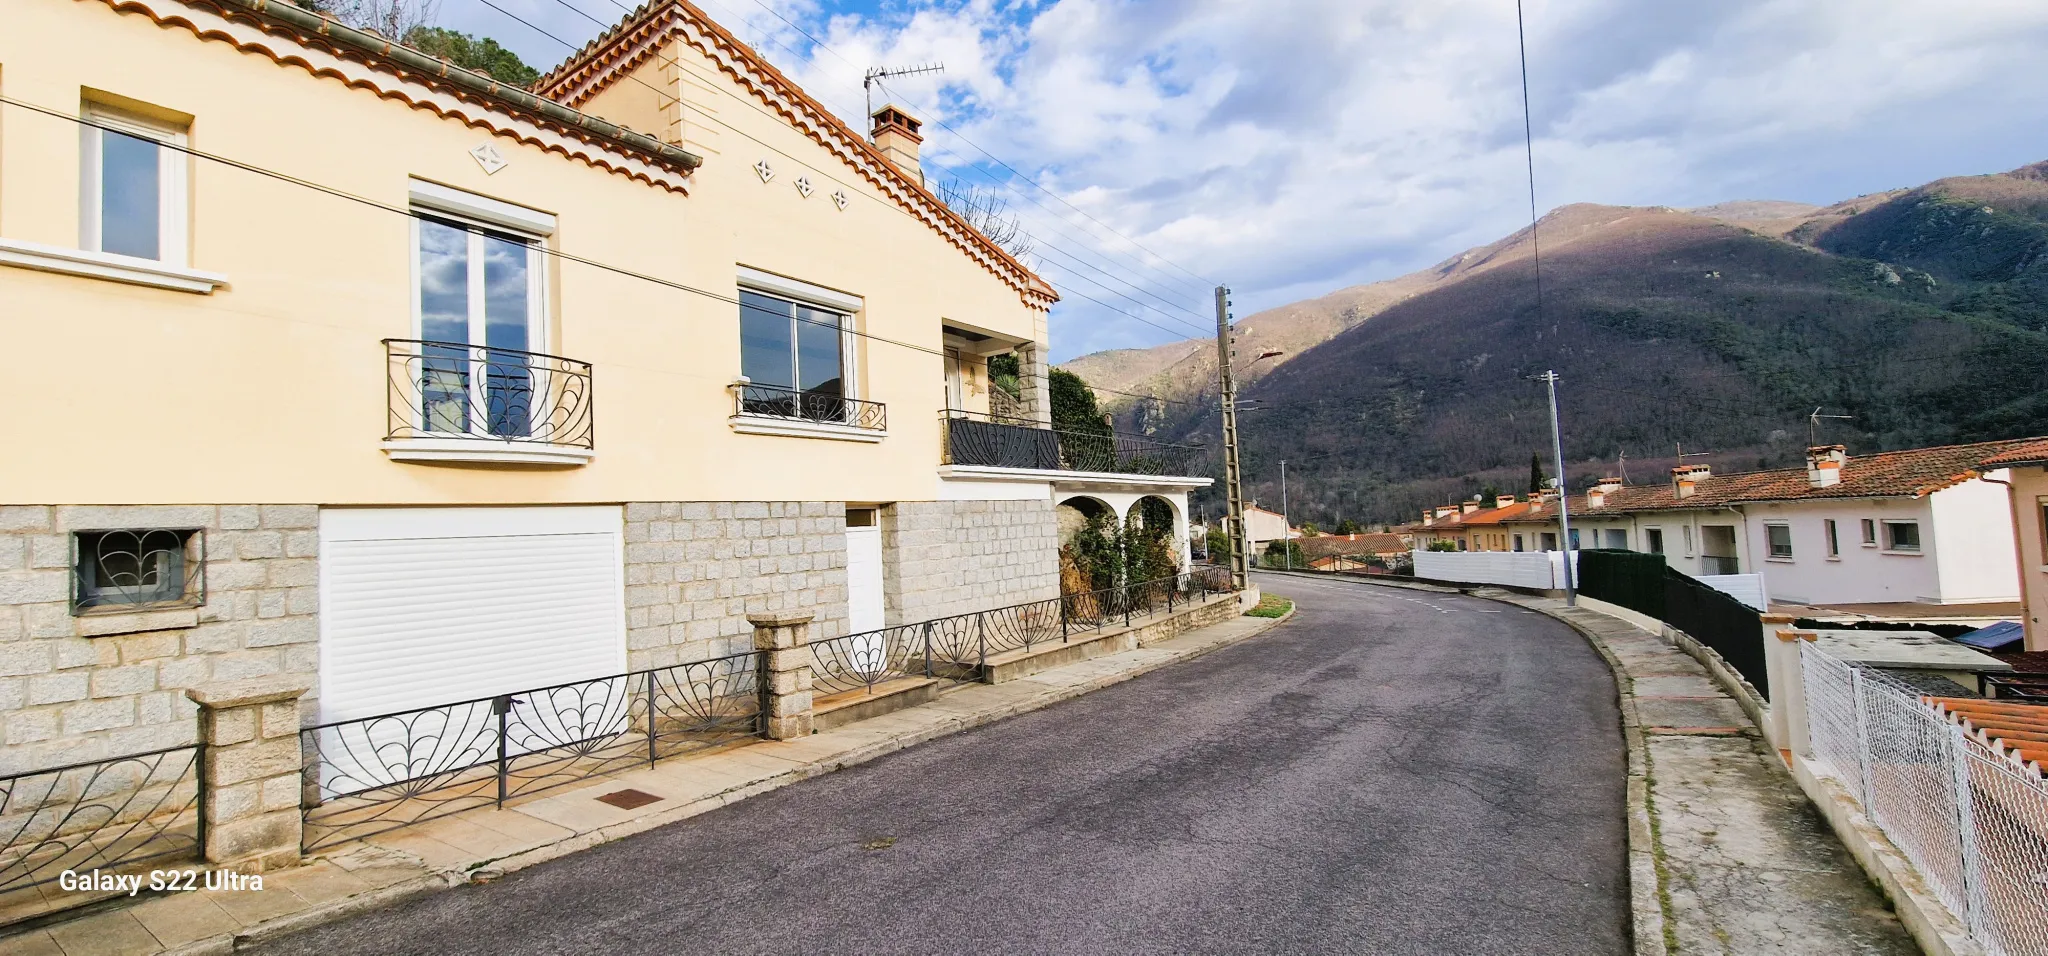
left=1806, top=445, right=1846, bottom=488
left=1459, top=500, right=1480, bottom=515
left=1495, top=495, right=1516, bottom=509
left=1433, top=506, right=1458, bottom=521
left=870, top=104, right=924, bottom=183
left=1586, top=476, right=1623, bottom=509
left=1672, top=464, right=1711, bottom=500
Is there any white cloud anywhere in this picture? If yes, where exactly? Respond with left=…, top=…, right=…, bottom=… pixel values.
left=442, top=0, right=2048, bottom=360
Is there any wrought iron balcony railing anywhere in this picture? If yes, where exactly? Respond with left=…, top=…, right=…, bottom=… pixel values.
left=384, top=339, right=594, bottom=449
left=940, top=410, right=1207, bottom=478
left=731, top=382, right=887, bottom=431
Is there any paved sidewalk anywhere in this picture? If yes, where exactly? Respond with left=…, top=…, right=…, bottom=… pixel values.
left=2, top=606, right=1286, bottom=956
left=1495, top=592, right=1919, bottom=956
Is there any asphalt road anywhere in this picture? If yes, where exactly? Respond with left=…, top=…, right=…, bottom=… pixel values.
left=257, top=574, right=1629, bottom=955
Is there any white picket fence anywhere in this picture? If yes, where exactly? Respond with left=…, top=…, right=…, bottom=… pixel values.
left=1410, top=549, right=1576, bottom=590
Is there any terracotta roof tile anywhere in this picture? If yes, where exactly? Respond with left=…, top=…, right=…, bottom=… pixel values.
left=1929, top=697, right=2048, bottom=772
left=1556, top=437, right=2048, bottom=515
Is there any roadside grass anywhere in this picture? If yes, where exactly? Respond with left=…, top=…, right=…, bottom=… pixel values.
left=1245, top=594, right=1293, bottom=618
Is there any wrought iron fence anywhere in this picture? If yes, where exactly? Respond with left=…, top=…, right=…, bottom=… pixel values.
left=732, top=383, right=887, bottom=431
left=811, top=568, right=1237, bottom=698
left=940, top=410, right=1206, bottom=478
left=300, top=652, right=758, bottom=850
left=1802, top=644, right=2048, bottom=956
left=384, top=338, right=595, bottom=449
left=0, top=745, right=200, bottom=895
left=302, top=571, right=1239, bottom=848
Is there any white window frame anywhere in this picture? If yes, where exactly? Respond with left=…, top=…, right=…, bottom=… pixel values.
left=1824, top=519, right=1841, bottom=559
left=1644, top=526, right=1665, bottom=555
left=1860, top=518, right=1878, bottom=547
left=735, top=266, right=863, bottom=403
left=80, top=106, right=190, bottom=266
left=1881, top=520, right=1923, bottom=554
left=1682, top=525, right=1694, bottom=557
left=1765, top=522, right=1794, bottom=561
left=407, top=185, right=553, bottom=439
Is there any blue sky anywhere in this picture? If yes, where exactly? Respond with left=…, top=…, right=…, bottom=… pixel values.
left=439, top=0, right=2048, bottom=362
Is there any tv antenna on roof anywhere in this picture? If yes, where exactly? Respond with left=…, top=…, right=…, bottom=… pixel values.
left=1808, top=407, right=1853, bottom=446
left=1616, top=449, right=1629, bottom=484
left=1675, top=442, right=1712, bottom=464
left=864, top=64, right=946, bottom=120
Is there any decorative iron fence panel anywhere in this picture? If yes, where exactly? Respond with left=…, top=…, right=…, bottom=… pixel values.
left=301, top=652, right=759, bottom=850
left=939, top=410, right=1206, bottom=478
left=384, top=338, right=595, bottom=449
left=303, top=572, right=1238, bottom=850
left=0, top=745, right=200, bottom=896
left=732, top=383, right=886, bottom=431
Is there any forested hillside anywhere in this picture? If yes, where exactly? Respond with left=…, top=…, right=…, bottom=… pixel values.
left=1068, top=161, right=2048, bottom=527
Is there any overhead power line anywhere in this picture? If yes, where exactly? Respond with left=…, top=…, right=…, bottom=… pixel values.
left=505, top=0, right=1214, bottom=339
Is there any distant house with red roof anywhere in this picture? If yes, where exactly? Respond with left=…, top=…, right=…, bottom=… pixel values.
left=1507, top=439, right=2042, bottom=612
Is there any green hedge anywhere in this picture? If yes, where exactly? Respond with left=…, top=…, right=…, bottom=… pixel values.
left=1576, top=549, right=1666, bottom=619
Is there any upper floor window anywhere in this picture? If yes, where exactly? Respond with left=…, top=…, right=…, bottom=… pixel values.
left=1861, top=518, right=1878, bottom=546
left=1882, top=520, right=1922, bottom=553
left=81, top=106, right=188, bottom=264
left=1824, top=519, right=1841, bottom=558
left=1766, top=523, right=1794, bottom=559
left=1645, top=527, right=1665, bottom=554
left=741, top=289, right=848, bottom=400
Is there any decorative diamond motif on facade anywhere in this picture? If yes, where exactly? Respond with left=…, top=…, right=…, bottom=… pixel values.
left=754, top=160, right=775, bottom=183
left=794, top=176, right=813, bottom=198
left=832, top=190, right=849, bottom=211
left=468, top=144, right=508, bottom=175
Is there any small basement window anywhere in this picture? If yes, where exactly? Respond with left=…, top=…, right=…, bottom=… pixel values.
left=1766, top=523, right=1794, bottom=560
left=73, top=529, right=204, bottom=614
left=1883, top=520, right=1922, bottom=553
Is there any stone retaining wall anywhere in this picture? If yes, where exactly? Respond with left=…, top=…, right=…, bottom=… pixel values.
left=623, top=501, right=849, bottom=669
left=881, top=500, right=1060, bottom=625
left=0, top=505, right=319, bottom=774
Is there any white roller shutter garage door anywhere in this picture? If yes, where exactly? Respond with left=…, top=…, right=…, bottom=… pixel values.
left=318, top=506, right=627, bottom=723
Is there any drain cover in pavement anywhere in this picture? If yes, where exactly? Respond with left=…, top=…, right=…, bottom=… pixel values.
left=595, top=788, right=664, bottom=810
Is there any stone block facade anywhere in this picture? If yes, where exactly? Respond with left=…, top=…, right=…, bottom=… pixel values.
left=882, top=499, right=1060, bottom=625
left=0, top=505, right=319, bottom=775
left=623, top=501, right=848, bottom=670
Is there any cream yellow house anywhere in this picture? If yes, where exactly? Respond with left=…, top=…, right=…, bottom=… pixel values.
left=0, top=0, right=1206, bottom=771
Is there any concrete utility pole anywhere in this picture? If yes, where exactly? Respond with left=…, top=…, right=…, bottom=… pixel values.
left=1538, top=370, right=1577, bottom=606
left=1216, top=285, right=1250, bottom=590
left=1280, top=459, right=1292, bottom=571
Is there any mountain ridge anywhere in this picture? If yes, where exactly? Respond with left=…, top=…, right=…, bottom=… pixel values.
left=1062, top=160, right=2048, bottom=525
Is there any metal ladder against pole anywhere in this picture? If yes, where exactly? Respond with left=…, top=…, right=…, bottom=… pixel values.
left=1215, top=285, right=1249, bottom=592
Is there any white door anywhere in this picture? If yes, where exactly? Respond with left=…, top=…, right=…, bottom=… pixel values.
left=318, top=506, right=627, bottom=724
left=846, top=519, right=885, bottom=635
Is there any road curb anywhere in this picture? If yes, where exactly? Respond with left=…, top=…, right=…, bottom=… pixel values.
left=168, top=601, right=1297, bottom=954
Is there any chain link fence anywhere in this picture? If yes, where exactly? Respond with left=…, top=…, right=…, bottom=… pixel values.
left=1801, top=642, right=2048, bottom=955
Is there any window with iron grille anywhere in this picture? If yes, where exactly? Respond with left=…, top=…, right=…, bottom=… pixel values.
left=72, top=529, right=205, bottom=614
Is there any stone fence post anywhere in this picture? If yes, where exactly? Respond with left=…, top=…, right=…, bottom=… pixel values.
left=187, top=676, right=311, bottom=871
left=749, top=611, right=815, bottom=740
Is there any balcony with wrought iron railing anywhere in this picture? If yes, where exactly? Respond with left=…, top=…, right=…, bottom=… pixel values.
left=939, top=409, right=1208, bottom=481
left=728, top=381, right=887, bottom=442
left=382, top=339, right=595, bottom=465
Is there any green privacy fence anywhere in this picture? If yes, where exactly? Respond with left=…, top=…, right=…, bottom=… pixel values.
left=1575, top=549, right=1666, bottom=618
